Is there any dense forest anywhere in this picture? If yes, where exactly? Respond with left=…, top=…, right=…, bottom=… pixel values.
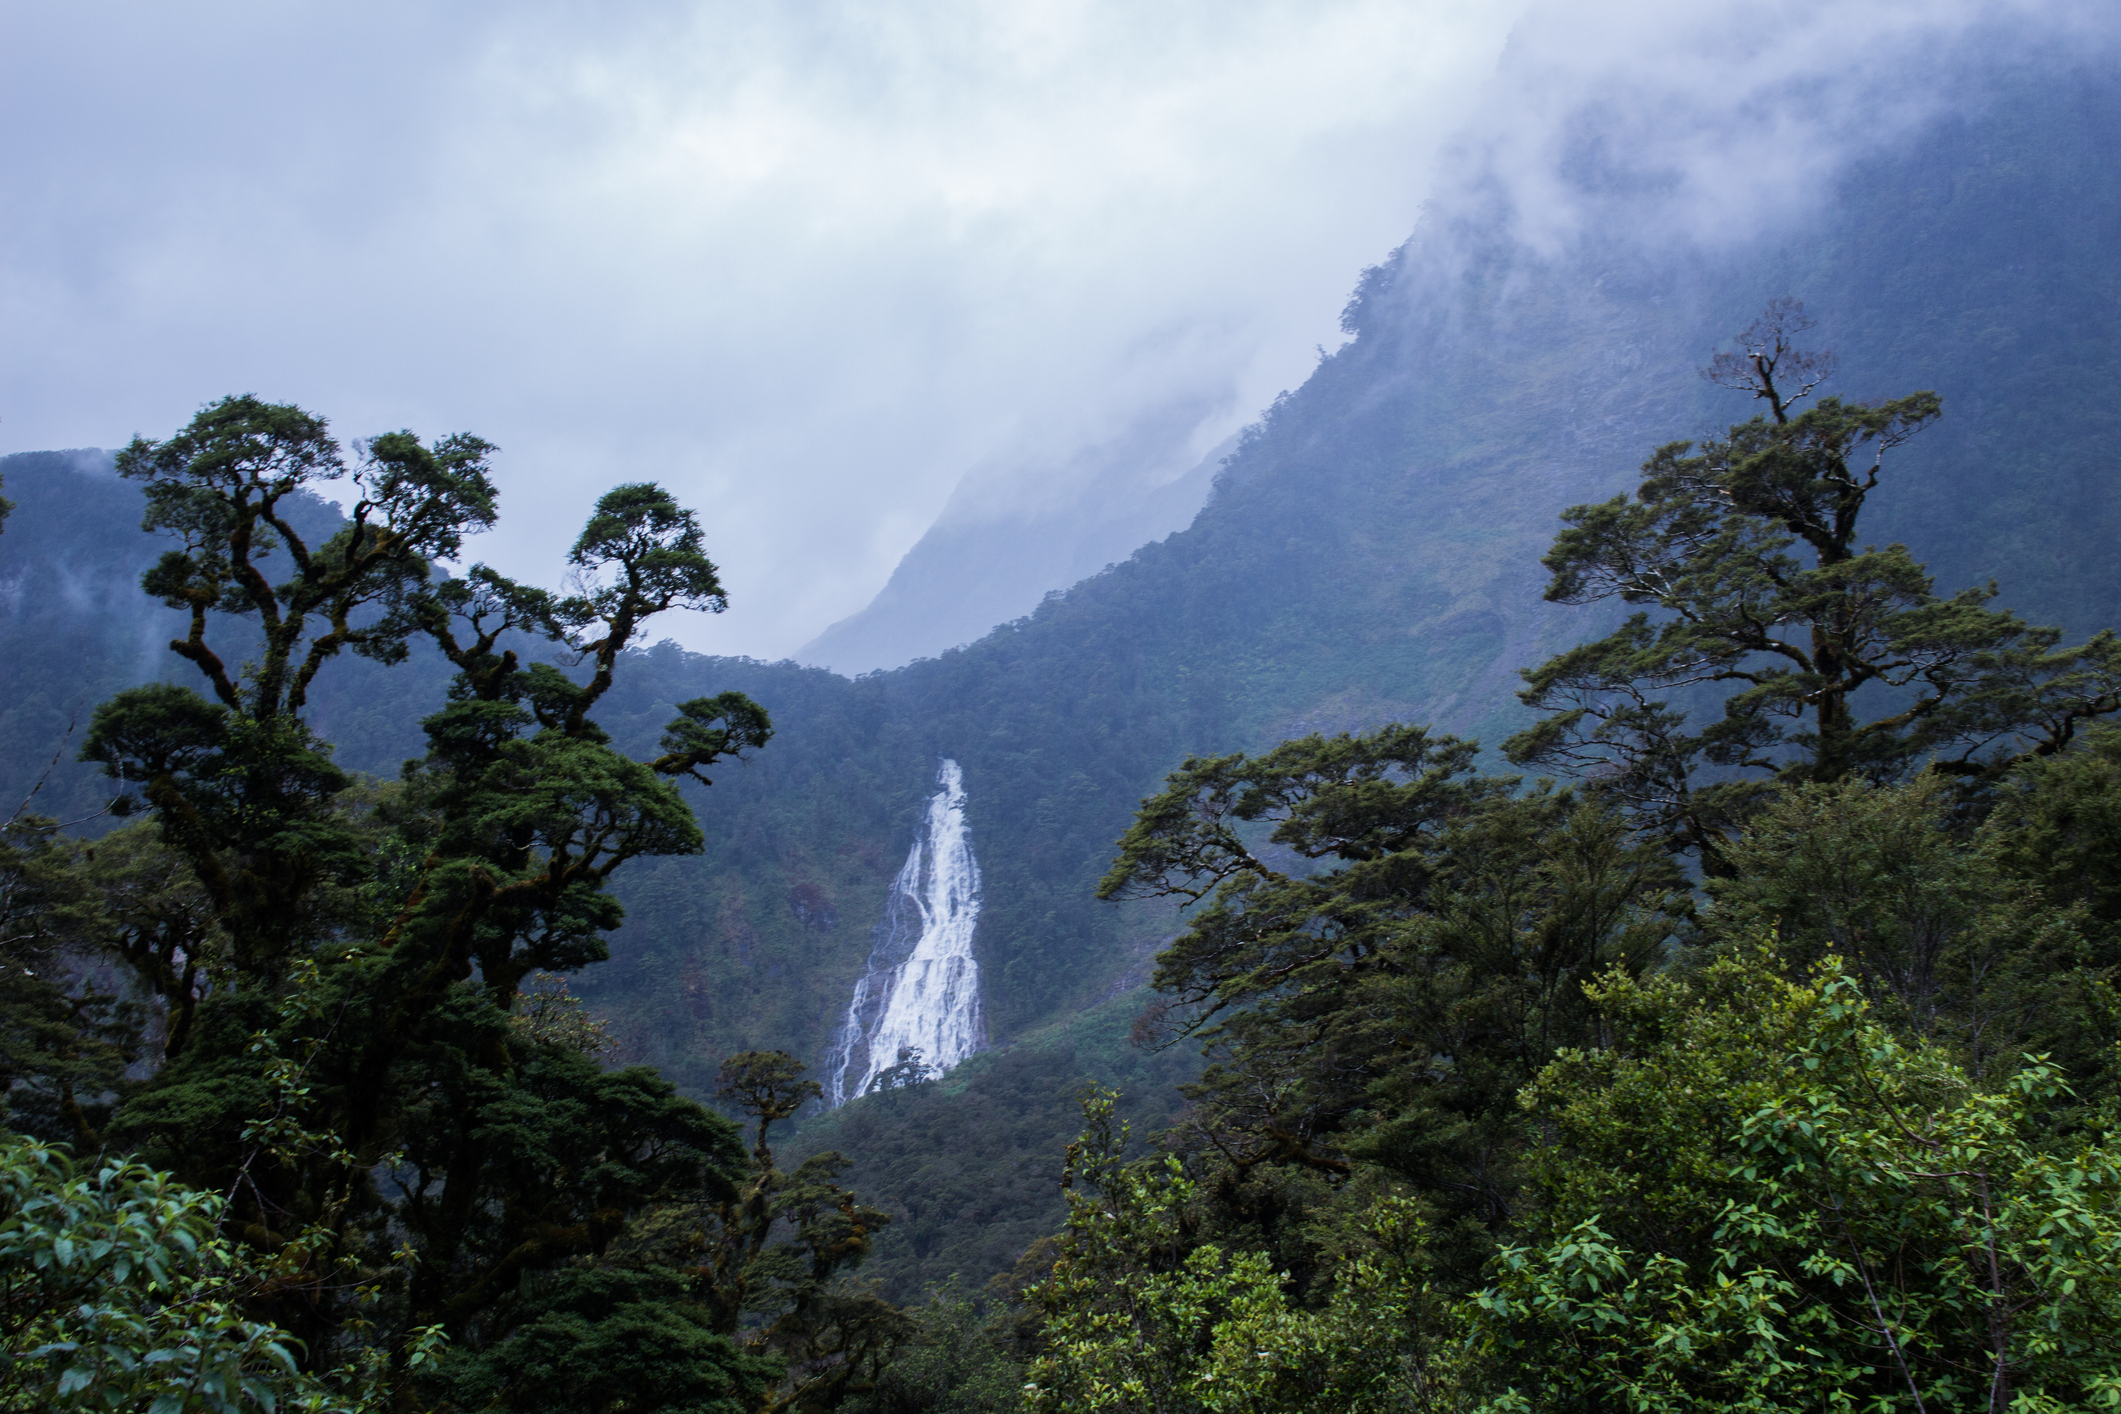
left=7, top=54, right=2121, bottom=1414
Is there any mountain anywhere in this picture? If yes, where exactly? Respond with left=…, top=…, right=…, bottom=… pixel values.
left=597, top=58, right=2121, bottom=1080
left=797, top=418, right=1231, bottom=675
left=4, top=59, right=2117, bottom=1300
left=597, top=60, right=2121, bottom=1292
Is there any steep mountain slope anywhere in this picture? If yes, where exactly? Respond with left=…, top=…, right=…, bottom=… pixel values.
left=798, top=425, right=1230, bottom=675
left=598, top=67, right=2121, bottom=1291
left=0, top=452, right=187, bottom=824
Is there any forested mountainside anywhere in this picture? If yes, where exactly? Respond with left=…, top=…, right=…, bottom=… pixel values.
left=593, top=60, right=2121, bottom=1098
left=3, top=64, right=2119, bottom=1309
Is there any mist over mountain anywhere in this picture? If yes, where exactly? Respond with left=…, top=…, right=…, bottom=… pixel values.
left=4, top=29, right=2118, bottom=1305
left=1, top=0, right=1527, bottom=662
left=799, top=420, right=1231, bottom=675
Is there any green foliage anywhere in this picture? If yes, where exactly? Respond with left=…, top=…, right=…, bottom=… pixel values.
left=1982, top=725, right=2121, bottom=964
left=428, top=1264, right=777, bottom=1414
left=1027, top=878, right=2121, bottom=1413
left=0, top=80, right=2116, bottom=1327
left=782, top=994, right=1198, bottom=1307
left=0, top=434, right=899, bottom=1414
left=1023, top=1091, right=1453, bottom=1414
left=592, top=75, right=2121, bottom=1135
left=511, top=971, right=616, bottom=1056
left=0, top=818, right=151, bottom=1146
left=702, top=1051, right=910, bottom=1413
left=1101, top=725, right=1685, bottom=1266
left=402, top=1045, right=934, bottom=1414
left=1702, top=768, right=2121, bottom=1095
left=10, top=69, right=2121, bottom=1385
left=513, top=1051, right=912, bottom=1414
left=838, top=1283, right=1024, bottom=1414
left=1066, top=434, right=2121, bottom=1408
left=1704, top=776, right=2057, bottom=1053
left=115, top=397, right=497, bottom=717
left=0, top=1130, right=436, bottom=1414
left=1473, top=955, right=2121, bottom=1412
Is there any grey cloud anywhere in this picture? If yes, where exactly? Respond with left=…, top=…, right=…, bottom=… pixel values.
left=795, top=0, right=2121, bottom=674
left=1, top=0, right=1521, bottom=658
left=1430, top=0, right=2120, bottom=263
left=4, top=0, right=2109, bottom=667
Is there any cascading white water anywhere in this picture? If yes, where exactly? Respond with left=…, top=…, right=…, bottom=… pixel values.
left=823, top=759, right=985, bottom=1106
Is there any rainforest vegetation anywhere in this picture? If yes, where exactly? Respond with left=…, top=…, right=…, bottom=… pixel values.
left=1016, top=307, right=2121, bottom=1412
left=0, top=400, right=891, bottom=1412
left=7, top=288, right=2121, bottom=1414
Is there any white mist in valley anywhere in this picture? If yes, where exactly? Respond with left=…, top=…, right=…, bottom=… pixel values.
left=825, top=760, right=985, bottom=1106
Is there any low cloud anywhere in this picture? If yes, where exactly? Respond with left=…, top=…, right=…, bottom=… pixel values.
left=1436, top=0, right=2117, bottom=262
left=1, top=0, right=1520, bottom=657
left=2, top=0, right=2108, bottom=660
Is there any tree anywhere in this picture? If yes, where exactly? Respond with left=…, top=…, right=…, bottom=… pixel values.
left=1505, top=299, right=2121, bottom=866
left=48, top=395, right=773, bottom=1390
left=838, top=1281, right=1024, bottom=1414
left=1973, top=726, right=2121, bottom=1098
left=1694, top=771, right=2121, bottom=1089
left=706, top=1051, right=909, bottom=1413
left=0, top=820, right=150, bottom=1148
left=1980, top=724, right=2121, bottom=960
left=3, top=794, right=241, bottom=1149
left=536, top=1051, right=912, bottom=1414
left=1099, top=725, right=1685, bottom=1267
left=866, top=1047, right=937, bottom=1095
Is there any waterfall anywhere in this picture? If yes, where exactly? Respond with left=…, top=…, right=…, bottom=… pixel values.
left=824, top=759, right=985, bottom=1106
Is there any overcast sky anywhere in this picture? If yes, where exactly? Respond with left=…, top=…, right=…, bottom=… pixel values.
left=2, top=0, right=2107, bottom=661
